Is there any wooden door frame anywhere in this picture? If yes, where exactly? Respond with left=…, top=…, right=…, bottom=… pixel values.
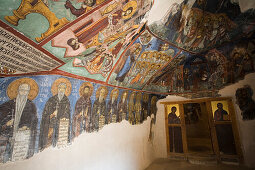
left=161, top=97, right=243, bottom=164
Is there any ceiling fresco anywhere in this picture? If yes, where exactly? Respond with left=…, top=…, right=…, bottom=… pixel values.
left=0, top=0, right=255, bottom=97
left=149, top=0, right=255, bottom=53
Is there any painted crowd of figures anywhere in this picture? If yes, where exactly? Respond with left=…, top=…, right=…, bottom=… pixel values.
left=0, top=77, right=159, bottom=163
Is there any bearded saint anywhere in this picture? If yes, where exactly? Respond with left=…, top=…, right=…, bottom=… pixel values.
left=39, top=83, right=71, bottom=150
left=0, top=84, right=37, bottom=162
left=117, top=91, right=128, bottom=122
left=92, top=87, right=107, bottom=131
left=73, top=86, right=92, bottom=138
left=106, top=90, right=118, bottom=124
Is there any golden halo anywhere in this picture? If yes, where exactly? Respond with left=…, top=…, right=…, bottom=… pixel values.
left=7, top=78, right=39, bottom=100
left=122, top=0, right=137, bottom=20
left=51, top=78, right=72, bottom=96
left=79, top=82, right=94, bottom=97
left=96, top=86, right=108, bottom=99
left=110, top=88, right=119, bottom=99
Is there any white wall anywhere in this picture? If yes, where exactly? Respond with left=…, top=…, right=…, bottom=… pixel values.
left=0, top=119, right=155, bottom=170
left=153, top=73, right=255, bottom=168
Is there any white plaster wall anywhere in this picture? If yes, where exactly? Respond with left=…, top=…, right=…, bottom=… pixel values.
left=0, top=119, right=155, bottom=170
left=153, top=73, right=255, bottom=168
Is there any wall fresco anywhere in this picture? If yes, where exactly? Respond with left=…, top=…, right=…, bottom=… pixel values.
left=149, top=0, right=255, bottom=53
left=0, top=75, right=164, bottom=163
left=108, top=28, right=180, bottom=89
left=144, top=37, right=255, bottom=96
left=235, top=85, right=255, bottom=121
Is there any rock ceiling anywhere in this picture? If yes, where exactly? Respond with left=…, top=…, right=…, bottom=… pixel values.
left=0, top=0, right=254, bottom=97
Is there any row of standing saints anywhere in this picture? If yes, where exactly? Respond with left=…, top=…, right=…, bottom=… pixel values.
left=0, top=77, right=158, bottom=163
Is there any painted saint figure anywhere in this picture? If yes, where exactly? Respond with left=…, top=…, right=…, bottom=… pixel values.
left=168, top=106, right=183, bottom=153
left=168, top=106, right=180, bottom=124
left=118, top=91, right=128, bottom=122
left=115, top=43, right=142, bottom=82
left=235, top=85, right=255, bottom=121
left=92, top=86, right=108, bottom=131
left=73, top=83, right=93, bottom=138
left=141, top=93, right=149, bottom=121
left=0, top=78, right=38, bottom=162
left=128, top=92, right=136, bottom=124
left=214, top=103, right=229, bottom=121
left=39, top=78, right=71, bottom=150
left=150, top=96, right=158, bottom=121
left=134, top=92, right=142, bottom=124
left=107, top=89, right=119, bottom=124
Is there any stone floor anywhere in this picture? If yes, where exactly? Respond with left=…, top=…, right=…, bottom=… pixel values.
left=145, top=158, right=253, bottom=170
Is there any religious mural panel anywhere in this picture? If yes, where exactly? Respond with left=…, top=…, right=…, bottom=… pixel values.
left=45, top=0, right=153, bottom=80
left=144, top=36, right=255, bottom=97
left=0, top=75, right=164, bottom=164
left=108, top=28, right=180, bottom=89
left=0, top=0, right=111, bottom=42
left=211, top=100, right=230, bottom=121
left=149, top=0, right=255, bottom=53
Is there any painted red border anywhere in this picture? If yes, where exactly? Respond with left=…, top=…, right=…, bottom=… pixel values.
left=105, top=25, right=146, bottom=83
left=38, top=0, right=113, bottom=46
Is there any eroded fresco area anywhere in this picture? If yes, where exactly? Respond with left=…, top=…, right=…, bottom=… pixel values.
left=0, top=75, right=164, bottom=163
left=149, top=0, right=255, bottom=53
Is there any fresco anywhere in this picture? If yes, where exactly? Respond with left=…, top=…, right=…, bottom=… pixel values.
left=0, top=0, right=112, bottom=42
left=149, top=0, right=255, bottom=53
left=108, top=28, right=180, bottom=89
left=144, top=36, right=255, bottom=96
left=0, top=75, right=164, bottom=163
left=235, top=85, right=255, bottom=121
left=45, top=0, right=153, bottom=80
left=0, top=0, right=254, bottom=97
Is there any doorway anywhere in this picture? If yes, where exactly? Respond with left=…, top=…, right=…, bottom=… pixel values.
left=162, top=98, right=243, bottom=164
left=184, top=102, right=214, bottom=154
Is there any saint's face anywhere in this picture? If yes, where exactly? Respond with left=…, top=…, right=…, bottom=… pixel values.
left=85, top=0, right=94, bottom=7
left=84, top=87, right=90, bottom=95
left=18, top=84, right=30, bottom=96
left=58, top=84, right=66, bottom=94
left=130, top=93, right=135, bottom=100
left=112, top=91, right=118, bottom=100
left=99, top=88, right=106, bottom=98
left=171, top=107, right=177, bottom=113
left=217, top=103, right=223, bottom=109
left=122, top=92, right=127, bottom=100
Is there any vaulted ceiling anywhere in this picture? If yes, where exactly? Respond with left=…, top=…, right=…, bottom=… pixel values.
left=0, top=0, right=254, bottom=97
